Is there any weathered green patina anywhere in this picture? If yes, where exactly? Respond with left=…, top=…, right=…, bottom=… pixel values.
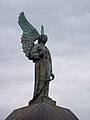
left=18, top=12, right=55, bottom=100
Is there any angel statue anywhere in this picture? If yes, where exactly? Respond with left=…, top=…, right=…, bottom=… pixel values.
left=18, top=12, right=55, bottom=100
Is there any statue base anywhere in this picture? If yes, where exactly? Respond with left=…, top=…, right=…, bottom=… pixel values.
left=29, top=96, right=56, bottom=106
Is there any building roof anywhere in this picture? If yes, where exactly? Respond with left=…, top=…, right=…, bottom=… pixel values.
left=5, top=97, right=79, bottom=120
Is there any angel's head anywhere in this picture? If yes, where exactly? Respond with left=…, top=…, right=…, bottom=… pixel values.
left=38, top=35, right=48, bottom=44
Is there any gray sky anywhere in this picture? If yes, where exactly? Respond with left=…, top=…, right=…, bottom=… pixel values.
left=0, top=0, right=90, bottom=119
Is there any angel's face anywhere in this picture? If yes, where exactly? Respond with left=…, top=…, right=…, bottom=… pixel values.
left=38, top=35, right=48, bottom=44
left=42, top=35, right=48, bottom=44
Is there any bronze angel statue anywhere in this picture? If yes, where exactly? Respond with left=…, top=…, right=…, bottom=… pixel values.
left=18, top=12, right=55, bottom=100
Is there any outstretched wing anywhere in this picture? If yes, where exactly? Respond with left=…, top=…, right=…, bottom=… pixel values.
left=18, top=12, right=40, bottom=59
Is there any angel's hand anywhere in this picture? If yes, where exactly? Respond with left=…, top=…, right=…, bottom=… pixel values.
left=34, top=54, right=40, bottom=60
left=50, top=73, right=55, bottom=80
left=39, top=50, right=45, bottom=58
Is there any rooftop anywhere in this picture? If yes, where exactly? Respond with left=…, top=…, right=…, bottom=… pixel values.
left=5, top=97, right=79, bottom=120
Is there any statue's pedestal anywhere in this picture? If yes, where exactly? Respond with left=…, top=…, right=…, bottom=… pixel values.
left=5, top=97, right=79, bottom=120
left=29, top=96, right=56, bottom=106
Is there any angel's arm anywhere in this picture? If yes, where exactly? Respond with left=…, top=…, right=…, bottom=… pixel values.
left=30, top=44, right=40, bottom=62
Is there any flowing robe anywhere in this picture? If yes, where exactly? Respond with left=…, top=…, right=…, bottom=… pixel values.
left=30, top=43, right=52, bottom=99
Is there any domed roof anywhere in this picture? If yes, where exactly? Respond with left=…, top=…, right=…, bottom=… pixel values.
left=5, top=97, right=79, bottom=120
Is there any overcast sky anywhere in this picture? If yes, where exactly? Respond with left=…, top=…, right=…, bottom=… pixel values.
left=0, top=0, right=90, bottom=120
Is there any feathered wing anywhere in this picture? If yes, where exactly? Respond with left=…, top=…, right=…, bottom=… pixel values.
left=18, top=12, right=40, bottom=59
